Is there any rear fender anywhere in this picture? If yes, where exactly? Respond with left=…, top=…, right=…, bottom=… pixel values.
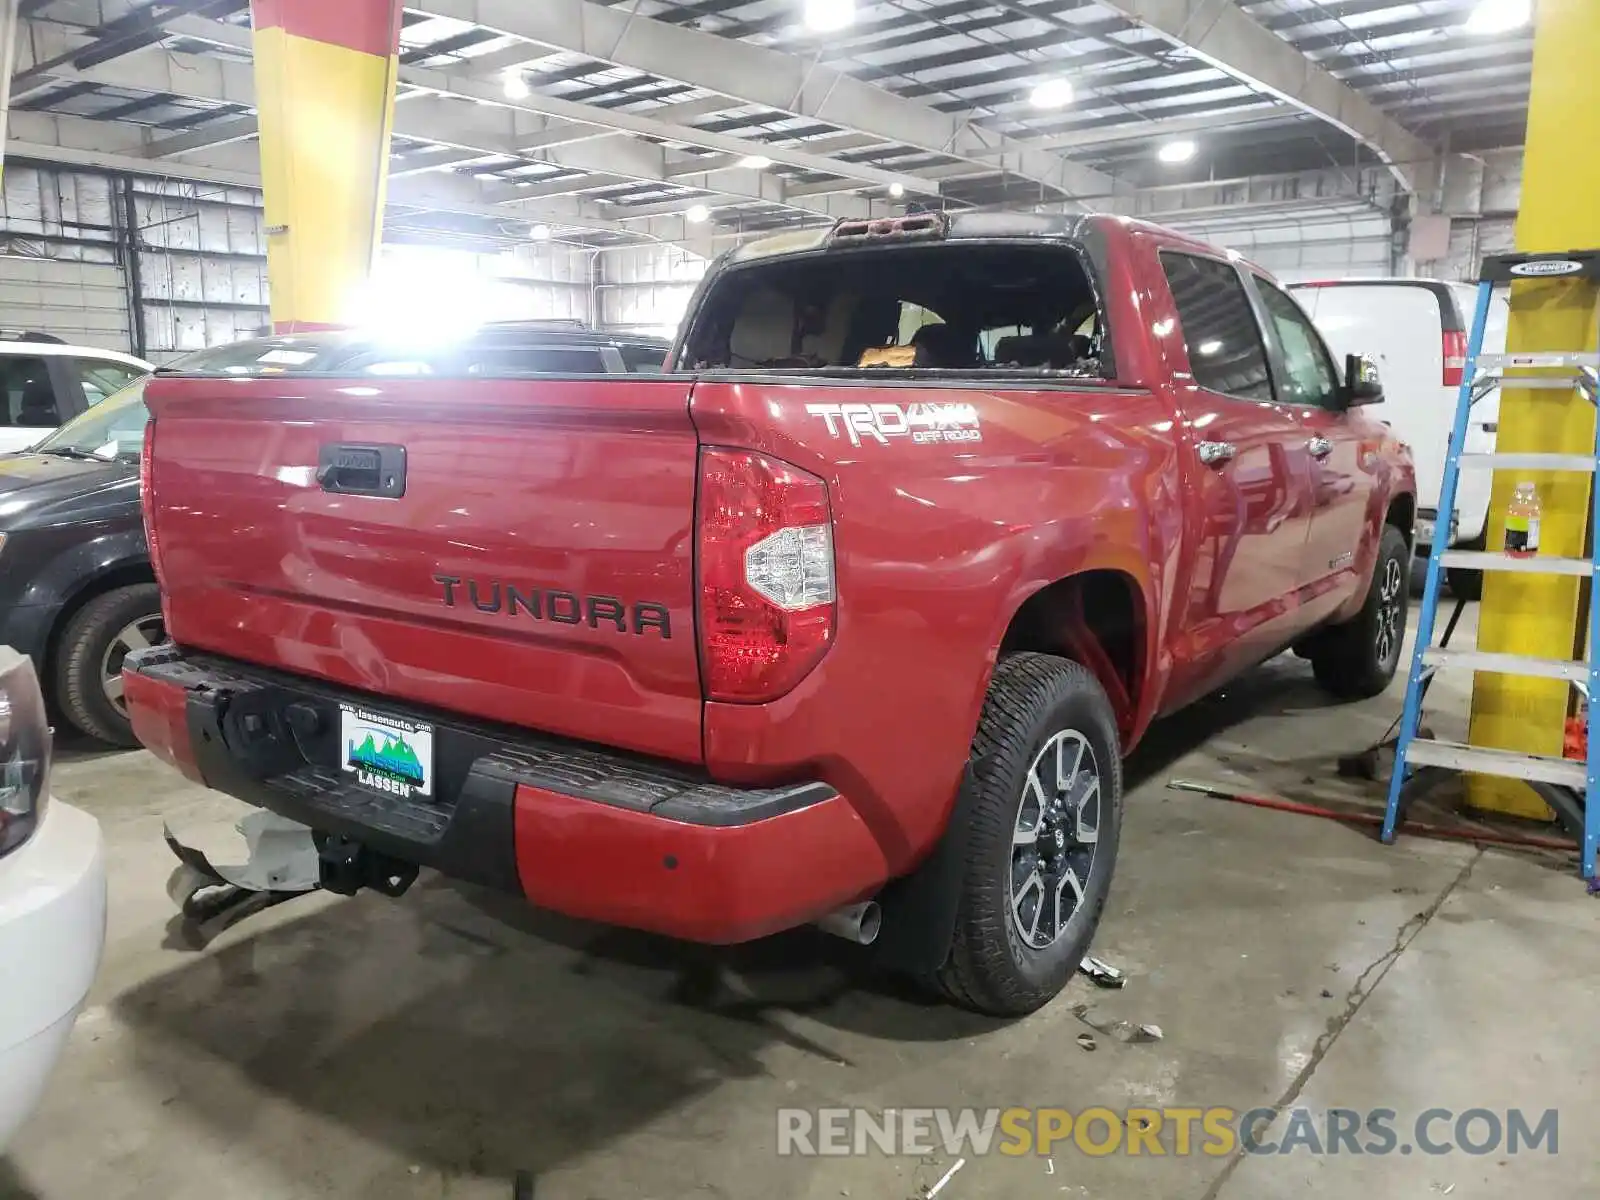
left=875, top=559, right=1155, bottom=976
left=968, top=554, right=1161, bottom=755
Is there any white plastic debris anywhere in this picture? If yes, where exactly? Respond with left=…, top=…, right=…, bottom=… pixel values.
left=927, top=1158, right=966, bottom=1198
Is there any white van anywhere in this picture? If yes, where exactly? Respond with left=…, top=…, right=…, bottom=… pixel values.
left=0, top=334, right=152, bottom=455
left=1290, top=279, right=1509, bottom=597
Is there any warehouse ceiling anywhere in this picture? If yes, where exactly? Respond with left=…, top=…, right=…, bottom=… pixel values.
left=8, top=0, right=1533, bottom=250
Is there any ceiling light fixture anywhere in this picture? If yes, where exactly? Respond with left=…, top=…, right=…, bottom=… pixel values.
left=1158, top=139, right=1197, bottom=164
left=1029, top=78, right=1074, bottom=109
left=686, top=204, right=711, bottom=223
left=1464, top=0, right=1531, bottom=34
left=529, top=224, right=551, bottom=241
left=804, top=0, right=855, bottom=32
left=503, top=70, right=530, bottom=100
left=739, top=154, right=774, bottom=169
left=889, top=182, right=905, bottom=198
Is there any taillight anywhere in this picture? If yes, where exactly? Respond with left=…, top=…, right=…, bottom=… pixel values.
left=697, top=448, right=835, bottom=703
left=140, top=419, right=166, bottom=589
left=1442, top=330, right=1468, bottom=387
left=0, top=648, right=51, bottom=858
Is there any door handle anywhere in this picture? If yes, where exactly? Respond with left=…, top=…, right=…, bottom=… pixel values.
left=1307, top=435, right=1333, bottom=459
left=1197, top=441, right=1236, bottom=466
left=317, top=443, right=407, bottom=497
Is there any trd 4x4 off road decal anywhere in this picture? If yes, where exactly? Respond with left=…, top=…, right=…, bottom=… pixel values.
left=805, top=401, right=982, bottom=447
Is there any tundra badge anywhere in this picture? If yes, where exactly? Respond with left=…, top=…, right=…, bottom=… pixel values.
left=434, top=575, right=672, bottom=638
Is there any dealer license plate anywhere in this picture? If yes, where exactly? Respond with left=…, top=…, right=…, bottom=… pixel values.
left=339, top=703, right=435, bottom=801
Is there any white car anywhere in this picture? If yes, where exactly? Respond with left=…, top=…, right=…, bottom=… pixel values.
left=1290, top=279, right=1510, bottom=597
left=0, top=646, right=106, bottom=1149
left=0, top=333, right=152, bottom=455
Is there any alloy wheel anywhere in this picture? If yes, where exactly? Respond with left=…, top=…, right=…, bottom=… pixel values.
left=1011, top=729, right=1101, bottom=950
left=101, top=614, right=166, bottom=714
left=1375, top=556, right=1404, bottom=665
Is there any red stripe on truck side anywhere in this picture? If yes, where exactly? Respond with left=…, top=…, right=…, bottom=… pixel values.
left=249, top=0, right=403, bottom=57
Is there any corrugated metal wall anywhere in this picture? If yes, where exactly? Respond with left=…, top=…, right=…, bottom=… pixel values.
left=598, top=244, right=707, bottom=339
left=0, top=163, right=607, bottom=360
left=1120, top=165, right=1400, bottom=283
left=1164, top=211, right=1395, bottom=282
left=1421, top=149, right=1522, bottom=282
left=134, top=179, right=271, bottom=359
left=0, top=156, right=1529, bottom=355
left=0, top=257, right=130, bottom=349
left=0, top=165, right=131, bottom=351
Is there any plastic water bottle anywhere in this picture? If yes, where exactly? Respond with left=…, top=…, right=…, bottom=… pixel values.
left=1505, top=481, right=1541, bottom=558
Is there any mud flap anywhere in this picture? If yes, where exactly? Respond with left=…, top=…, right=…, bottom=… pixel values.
left=870, top=765, right=979, bottom=977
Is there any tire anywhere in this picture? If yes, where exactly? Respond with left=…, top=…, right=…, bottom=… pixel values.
left=1310, top=525, right=1409, bottom=700
left=933, top=652, right=1123, bottom=1017
left=1446, top=534, right=1486, bottom=601
left=55, top=583, right=166, bottom=747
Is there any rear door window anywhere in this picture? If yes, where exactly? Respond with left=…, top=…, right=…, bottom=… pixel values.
left=73, top=357, right=146, bottom=406
left=1158, top=252, right=1274, bottom=403
left=0, top=355, right=63, bottom=427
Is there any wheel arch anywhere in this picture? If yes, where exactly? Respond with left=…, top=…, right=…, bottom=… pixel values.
left=1386, top=489, right=1417, bottom=548
left=995, top=568, right=1149, bottom=744
left=42, top=559, right=158, bottom=691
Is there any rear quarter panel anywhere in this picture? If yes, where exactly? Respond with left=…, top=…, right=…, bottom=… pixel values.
left=692, top=376, right=1184, bottom=874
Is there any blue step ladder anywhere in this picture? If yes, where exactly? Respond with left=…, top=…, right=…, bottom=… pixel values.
left=1383, top=250, right=1600, bottom=880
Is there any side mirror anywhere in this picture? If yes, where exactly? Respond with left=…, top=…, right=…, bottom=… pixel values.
left=1344, top=353, right=1384, bottom=407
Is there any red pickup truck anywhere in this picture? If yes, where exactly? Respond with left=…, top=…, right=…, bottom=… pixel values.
left=125, top=213, right=1415, bottom=1016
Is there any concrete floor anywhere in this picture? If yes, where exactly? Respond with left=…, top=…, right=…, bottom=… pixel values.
left=6, top=604, right=1599, bottom=1200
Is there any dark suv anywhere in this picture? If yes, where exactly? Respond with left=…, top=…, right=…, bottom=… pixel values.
left=0, top=323, right=671, bottom=744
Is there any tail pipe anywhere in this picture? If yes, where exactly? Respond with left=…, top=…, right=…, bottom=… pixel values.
left=815, top=900, right=881, bottom=945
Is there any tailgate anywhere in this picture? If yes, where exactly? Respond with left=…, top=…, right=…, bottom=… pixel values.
left=143, top=374, right=703, bottom=763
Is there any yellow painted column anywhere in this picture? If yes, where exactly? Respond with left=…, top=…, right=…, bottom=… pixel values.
left=251, top=0, right=402, bottom=332
left=1466, top=0, right=1600, bottom=817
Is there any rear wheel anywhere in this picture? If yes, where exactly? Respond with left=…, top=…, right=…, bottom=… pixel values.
left=55, top=583, right=165, bottom=746
left=1310, top=526, right=1409, bottom=699
left=934, top=652, right=1122, bottom=1017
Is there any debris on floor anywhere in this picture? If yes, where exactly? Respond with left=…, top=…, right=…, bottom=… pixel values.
left=1078, top=955, right=1127, bottom=988
left=924, top=1157, right=965, bottom=1198
left=1071, top=1005, right=1165, bottom=1045
left=1076, top=1033, right=1097, bottom=1052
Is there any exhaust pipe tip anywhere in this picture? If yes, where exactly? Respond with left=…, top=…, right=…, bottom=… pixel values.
left=816, top=900, right=881, bottom=945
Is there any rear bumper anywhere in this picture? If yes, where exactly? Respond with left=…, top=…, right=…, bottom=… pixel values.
left=123, top=647, right=888, bottom=944
left=1417, top=500, right=1488, bottom=553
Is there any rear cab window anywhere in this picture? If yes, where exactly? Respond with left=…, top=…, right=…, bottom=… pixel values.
left=680, top=240, right=1110, bottom=381
left=1157, top=252, right=1274, bottom=403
